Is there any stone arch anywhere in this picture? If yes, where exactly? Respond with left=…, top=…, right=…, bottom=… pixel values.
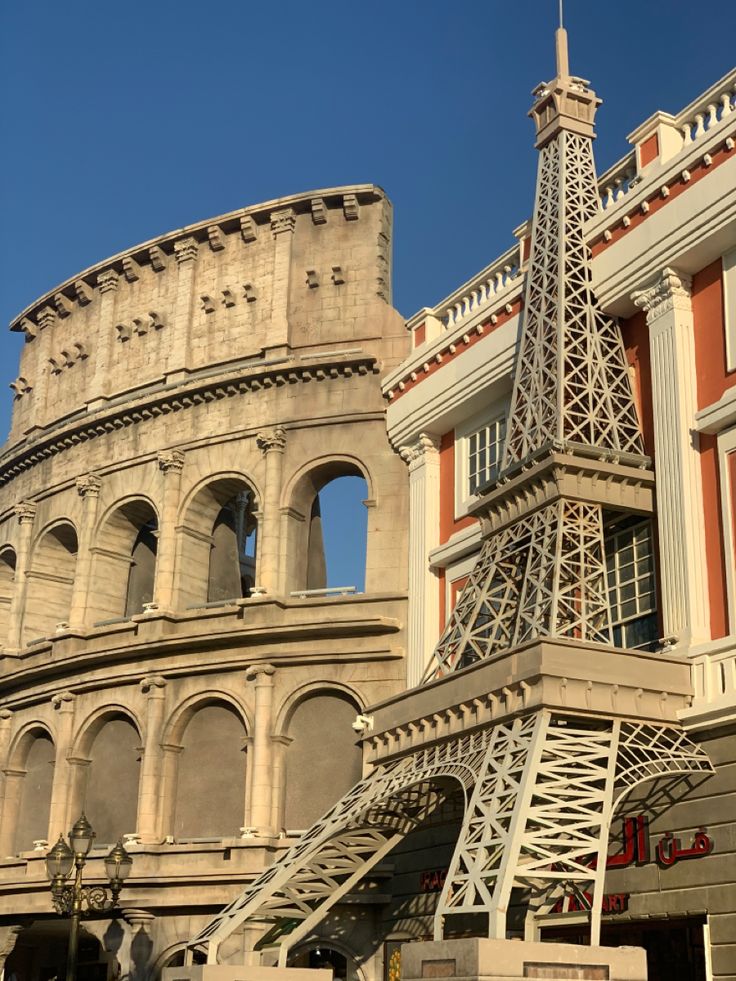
left=71, top=706, right=143, bottom=844
left=88, top=496, right=159, bottom=623
left=161, top=692, right=250, bottom=840
left=22, top=520, right=78, bottom=644
left=2, top=723, right=55, bottom=855
left=176, top=473, right=261, bottom=609
left=0, top=545, right=17, bottom=648
left=274, top=680, right=366, bottom=738
left=283, top=687, right=363, bottom=831
left=281, top=456, right=373, bottom=595
left=288, top=938, right=367, bottom=981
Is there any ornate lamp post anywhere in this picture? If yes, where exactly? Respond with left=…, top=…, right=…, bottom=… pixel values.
left=45, top=814, right=133, bottom=981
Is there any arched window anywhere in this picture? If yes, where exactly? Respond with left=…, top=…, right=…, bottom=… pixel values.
left=284, top=692, right=361, bottom=830
left=0, top=547, right=17, bottom=648
left=286, top=463, right=368, bottom=595
left=173, top=702, right=247, bottom=839
left=13, top=730, right=55, bottom=853
left=178, top=477, right=258, bottom=609
left=81, top=716, right=140, bottom=844
left=23, top=523, right=78, bottom=644
left=89, top=500, right=158, bottom=623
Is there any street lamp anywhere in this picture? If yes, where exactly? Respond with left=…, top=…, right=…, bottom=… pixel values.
left=45, top=814, right=133, bottom=981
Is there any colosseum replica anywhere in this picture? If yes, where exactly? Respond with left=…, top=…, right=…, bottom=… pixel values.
left=0, top=186, right=410, bottom=974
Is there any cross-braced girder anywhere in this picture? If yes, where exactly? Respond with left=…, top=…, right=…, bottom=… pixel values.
left=190, top=715, right=712, bottom=961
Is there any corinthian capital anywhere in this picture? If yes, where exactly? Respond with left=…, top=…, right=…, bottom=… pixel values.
left=632, top=267, right=692, bottom=323
left=76, top=473, right=102, bottom=499
left=158, top=449, right=185, bottom=474
left=256, top=427, right=287, bottom=454
left=13, top=501, right=37, bottom=525
left=399, top=432, right=440, bottom=466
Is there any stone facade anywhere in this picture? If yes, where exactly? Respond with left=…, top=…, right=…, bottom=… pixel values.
left=0, top=186, right=410, bottom=975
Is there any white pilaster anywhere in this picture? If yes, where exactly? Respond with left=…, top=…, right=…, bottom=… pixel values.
left=633, top=267, right=710, bottom=649
left=400, top=434, right=441, bottom=687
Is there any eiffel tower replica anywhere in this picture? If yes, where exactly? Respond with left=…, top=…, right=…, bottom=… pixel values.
left=184, top=27, right=713, bottom=968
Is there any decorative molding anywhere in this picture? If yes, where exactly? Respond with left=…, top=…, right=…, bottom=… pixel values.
left=256, top=427, right=287, bottom=454
left=13, top=501, right=37, bottom=525
left=149, top=245, right=167, bottom=272
left=122, top=255, right=141, bottom=282
left=306, top=269, right=319, bottom=289
left=632, top=267, right=693, bottom=323
left=174, top=237, right=198, bottom=265
left=51, top=690, right=76, bottom=710
left=9, top=377, right=32, bottom=399
left=240, top=215, right=258, bottom=243
left=243, top=283, right=257, bottom=303
left=76, top=473, right=102, bottom=499
left=221, top=288, right=237, bottom=308
left=399, top=433, right=441, bottom=465
left=74, top=280, right=94, bottom=305
left=201, top=295, right=216, bottom=314
left=343, top=193, right=360, bottom=221
left=331, top=265, right=345, bottom=286
left=36, top=306, right=57, bottom=330
left=271, top=207, right=296, bottom=236
left=140, top=674, right=167, bottom=694
left=158, top=449, right=185, bottom=474
left=207, top=225, right=226, bottom=252
left=245, top=663, right=276, bottom=682
left=18, top=318, right=37, bottom=339
left=54, top=293, right=73, bottom=318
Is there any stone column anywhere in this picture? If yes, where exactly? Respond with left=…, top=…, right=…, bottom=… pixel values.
left=633, top=268, right=710, bottom=649
left=245, top=664, right=276, bottom=836
left=6, top=502, right=37, bottom=653
left=154, top=450, right=185, bottom=611
left=88, top=269, right=120, bottom=410
left=166, top=237, right=199, bottom=382
left=0, top=710, right=13, bottom=854
left=136, top=676, right=167, bottom=842
left=0, top=764, right=25, bottom=857
left=158, top=742, right=183, bottom=839
left=268, top=209, right=296, bottom=353
left=269, top=734, right=292, bottom=833
left=255, top=428, right=287, bottom=595
left=68, top=474, right=102, bottom=628
left=399, top=434, right=441, bottom=686
left=47, top=691, right=76, bottom=840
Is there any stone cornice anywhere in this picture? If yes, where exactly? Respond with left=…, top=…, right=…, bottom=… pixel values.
left=0, top=352, right=380, bottom=488
left=9, top=184, right=387, bottom=334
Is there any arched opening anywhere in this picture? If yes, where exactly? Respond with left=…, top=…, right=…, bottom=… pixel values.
left=80, top=715, right=140, bottom=844
left=0, top=546, right=16, bottom=647
left=22, top=522, right=78, bottom=644
left=5, top=923, right=104, bottom=980
left=173, top=702, right=247, bottom=839
left=286, top=462, right=368, bottom=595
left=178, top=477, right=258, bottom=609
left=289, top=945, right=361, bottom=981
left=89, top=499, right=158, bottom=623
left=284, top=691, right=362, bottom=830
left=13, top=730, right=55, bottom=853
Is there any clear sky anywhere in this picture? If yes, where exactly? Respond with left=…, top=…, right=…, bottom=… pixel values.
left=1, top=1, right=734, bottom=558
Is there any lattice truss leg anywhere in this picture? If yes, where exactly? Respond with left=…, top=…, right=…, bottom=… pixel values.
left=190, top=731, right=494, bottom=964
left=427, top=499, right=611, bottom=680
left=434, top=714, right=713, bottom=944
left=190, top=716, right=711, bottom=961
left=503, top=130, right=644, bottom=466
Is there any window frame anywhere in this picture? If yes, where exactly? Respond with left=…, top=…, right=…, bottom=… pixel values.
left=454, top=402, right=507, bottom=518
left=604, top=516, right=658, bottom=651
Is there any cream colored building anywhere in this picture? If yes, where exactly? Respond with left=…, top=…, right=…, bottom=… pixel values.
left=0, top=185, right=410, bottom=975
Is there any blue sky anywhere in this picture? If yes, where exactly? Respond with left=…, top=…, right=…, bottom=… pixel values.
left=1, top=2, right=735, bottom=584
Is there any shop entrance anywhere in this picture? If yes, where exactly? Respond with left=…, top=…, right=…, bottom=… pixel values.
left=543, top=916, right=707, bottom=981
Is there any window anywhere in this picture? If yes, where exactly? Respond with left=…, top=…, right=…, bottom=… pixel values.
left=455, top=405, right=507, bottom=515
left=605, top=518, right=658, bottom=650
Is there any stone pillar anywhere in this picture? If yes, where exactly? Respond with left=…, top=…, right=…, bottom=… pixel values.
left=268, top=208, right=296, bottom=353
left=136, top=676, right=167, bottom=842
left=400, top=434, right=441, bottom=686
left=68, top=474, right=102, bottom=628
left=270, top=734, right=292, bottom=833
left=633, top=268, right=710, bottom=648
left=167, top=236, right=199, bottom=382
left=0, top=710, right=13, bottom=855
left=31, top=306, right=57, bottom=430
left=154, top=450, right=185, bottom=611
left=6, top=502, right=37, bottom=653
left=245, top=664, right=276, bottom=836
left=0, top=765, right=25, bottom=857
left=47, top=691, right=77, bottom=840
left=158, top=743, right=183, bottom=839
left=255, top=428, right=287, bottom=595
left=88, top=269, right=120, bottom=409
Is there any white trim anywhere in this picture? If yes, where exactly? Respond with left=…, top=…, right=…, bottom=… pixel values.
left=429, top=522, right=482, bottom=571
left=695, top=385, right=736, bottom=434
left=454, top=402, right=507, bottom=519
left=717, top=422, right=736, bottom=632
left=724, top=247, right=736, bottom=372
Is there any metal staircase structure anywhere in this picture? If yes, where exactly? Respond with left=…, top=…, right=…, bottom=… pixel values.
left=187, top=28, right=714, bottom=966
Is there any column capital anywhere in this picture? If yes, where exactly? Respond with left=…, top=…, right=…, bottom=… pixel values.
left=271, top=208, right=296, bottom=236
left=51, top=690, right=76, bottom=711
left=13, top=501, right=37, bottom=526
left=76, top=473, right=102, bottom=499
left=256, top=427, right=287, bottom=454
left=246, top=663, right=276, bottom=684
left=140, top=675, right=167, bottom=695
left=399, top=432, right=441, bottom=466
left=0, top=709, right=12, bottom=722
left=158, top=449, right=185, bottom=474
left=632, top=267, right=693, bottom=323
left=97, top=269, right=120, bottom=294
left=121, top=908, right=155, bottom=930
left=174, top=236, right=199, bottom=264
